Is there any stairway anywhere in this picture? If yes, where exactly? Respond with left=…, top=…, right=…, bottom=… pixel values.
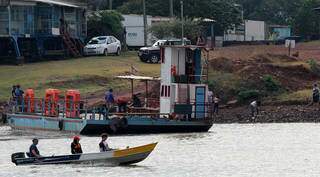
left=61, top=31, right=82, bottom=57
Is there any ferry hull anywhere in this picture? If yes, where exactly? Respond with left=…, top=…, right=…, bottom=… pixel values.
left=7, top=114, right=213, bottom=135
left=81, top=120, right=213, bottom=135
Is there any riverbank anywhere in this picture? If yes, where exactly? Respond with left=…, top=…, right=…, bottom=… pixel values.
left=215, top=103, right=320, bottom=123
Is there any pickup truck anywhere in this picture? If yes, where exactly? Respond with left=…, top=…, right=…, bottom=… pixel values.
left=138, top=39, right=191, bottom=63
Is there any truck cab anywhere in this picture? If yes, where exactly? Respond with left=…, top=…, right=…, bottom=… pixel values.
left=138, top=39, right=191, bottom=64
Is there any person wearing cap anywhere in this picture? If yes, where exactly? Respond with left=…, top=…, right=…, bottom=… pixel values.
left=71, top=136, right=83, bottom=154
left=99, top=133, right=111, bottom=152
left=29, top=138, right=41, bottom=158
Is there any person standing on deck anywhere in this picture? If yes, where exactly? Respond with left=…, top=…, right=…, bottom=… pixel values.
left=15, top=85, right=24, bottom=108
left=11, top=85, right=17, bottom=100
left=71, top=136, right=83, bottom=154
left=105, top=89, right=115, bottom=110
left=29, top=138, right=41, bottom=158
left=99, top=133, right=112, bottom=152
left=213, top=95, right=220, bottom=115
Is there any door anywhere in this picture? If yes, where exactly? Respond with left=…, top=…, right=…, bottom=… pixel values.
left=111, top=37, right=117, bottom=53
left=195, top=86, right=206, bottom=119
left=106, top=37, right=113, bottom=53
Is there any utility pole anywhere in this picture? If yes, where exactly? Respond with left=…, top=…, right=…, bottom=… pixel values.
left=109, top=0, right=112, bottom=10
left=180, top=0, right=184, bottom=45
left=169, top=0, right=174, bottom=17
left=143, top=0, right=147, bottom=46
left=8, top=0, right=11, bottom=36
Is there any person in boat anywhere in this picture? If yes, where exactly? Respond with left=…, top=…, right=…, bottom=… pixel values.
left=105, top=89, right=115, bottom=110
left=99, top=133, right=112, bottom=152
left=71, top=136, right=83, bottom=154
left=29, top=138, right=41, bottom=158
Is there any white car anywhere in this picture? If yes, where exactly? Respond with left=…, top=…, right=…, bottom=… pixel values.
left=84, top=36, right=121, bottom=56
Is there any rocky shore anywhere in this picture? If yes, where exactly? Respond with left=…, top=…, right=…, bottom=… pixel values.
left=215, top=104, right=320, bottom=123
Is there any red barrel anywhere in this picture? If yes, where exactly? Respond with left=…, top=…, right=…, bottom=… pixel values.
left=24, top=89, right=35, bottom=113
left=45, top=89, right=60, bottom=117
left=65, top=90, right=81, bottom=118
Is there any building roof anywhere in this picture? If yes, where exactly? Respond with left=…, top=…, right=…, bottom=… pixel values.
left=268, top=25, right=290, bottom=28
left=115, top=75, right=160, bottom=81
left=21, top=0, right=87, bottom=8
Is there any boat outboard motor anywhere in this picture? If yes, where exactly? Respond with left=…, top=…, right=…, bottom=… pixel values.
left=11, top=152, right=26, bottom=164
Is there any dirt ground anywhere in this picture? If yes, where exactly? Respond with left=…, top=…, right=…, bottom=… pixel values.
left=211, top=42, right=320, bottom=61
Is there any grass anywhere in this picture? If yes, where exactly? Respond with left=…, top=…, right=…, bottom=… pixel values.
left=270, top=61, right=310, bottom=69
left=0, top=52, right=160, bottom=101
left=272, top=89, right=311, bottom=103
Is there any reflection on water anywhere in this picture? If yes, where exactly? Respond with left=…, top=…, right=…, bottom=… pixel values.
left=2, top=124, right=320, bottom=177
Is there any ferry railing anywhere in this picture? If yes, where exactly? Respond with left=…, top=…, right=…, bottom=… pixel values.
left=172, top=74, right=208, bottom=84
left=173, top=101, right=214, bottom=120
left=10, top=97, right=211, bottom=121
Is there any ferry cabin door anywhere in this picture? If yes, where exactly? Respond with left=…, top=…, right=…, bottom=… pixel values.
left=195, top=86, right=206, bottom=119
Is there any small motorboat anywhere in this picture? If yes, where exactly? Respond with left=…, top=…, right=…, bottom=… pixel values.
left=11, top=143, right=157, bottom=166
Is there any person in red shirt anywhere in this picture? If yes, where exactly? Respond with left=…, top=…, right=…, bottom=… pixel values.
left=71, top=136, right=83, bottom=154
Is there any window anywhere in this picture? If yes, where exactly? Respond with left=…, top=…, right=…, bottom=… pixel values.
left=164, top=86, right=168, bottom=97
left=107, top=37, right=112, bottom=44
left=161, top=85, right=171, bottom=97
left=0, top=7, right=8, bottom=35
left=161, top=85, right=164, bottom=97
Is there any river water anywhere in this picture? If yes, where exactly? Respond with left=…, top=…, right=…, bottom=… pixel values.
left=1, top=123, right=320, bottom=177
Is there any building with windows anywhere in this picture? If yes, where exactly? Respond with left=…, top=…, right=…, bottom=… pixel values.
left=0, top=0, right=87, bottom=63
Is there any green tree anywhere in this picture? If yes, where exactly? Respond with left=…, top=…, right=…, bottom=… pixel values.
left=87, top=10, right=124, bottom=40
left=118, top=0, right=241, bottom=32
left=148, top=19, right=202, bottom=41
left=293, top=0, right=320, bottom=38
left=236, top=0, right=320, bottom=37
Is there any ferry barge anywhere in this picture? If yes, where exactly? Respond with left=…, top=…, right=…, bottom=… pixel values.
left=6, top=45, right=214, bottom=135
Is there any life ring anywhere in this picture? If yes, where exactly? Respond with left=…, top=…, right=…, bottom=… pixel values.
left=58, top=119, right=64, bottom=131
left=171, top=65, right=177, bottom=75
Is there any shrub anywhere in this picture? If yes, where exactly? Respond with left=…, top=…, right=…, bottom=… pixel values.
left=307, top=59, right=320, bottom=76
left=237, top=89, right=261, bottom=103
left=262, top=75, right=281, bottom=92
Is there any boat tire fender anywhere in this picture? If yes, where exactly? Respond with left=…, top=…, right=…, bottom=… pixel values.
left=110, top=118, right=120, bottom=133
left=119, top=117, right=128, bottom=128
